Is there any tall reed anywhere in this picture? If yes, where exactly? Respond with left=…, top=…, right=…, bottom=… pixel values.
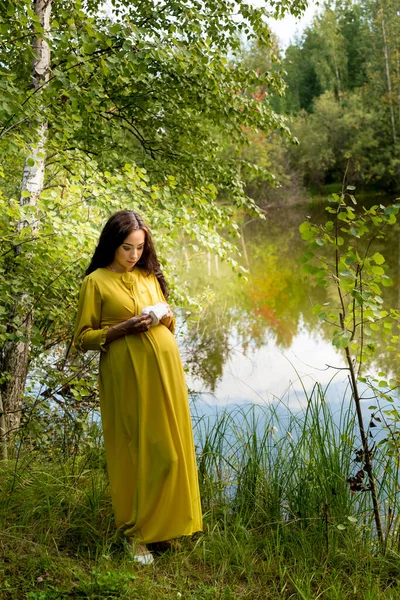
left=192, top=383, right=397, bottom=552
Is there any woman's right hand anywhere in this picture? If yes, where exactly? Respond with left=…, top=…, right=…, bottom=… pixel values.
left=125, top=314, right=153, bottom=334
left=106, top=314, right=153, bottom=345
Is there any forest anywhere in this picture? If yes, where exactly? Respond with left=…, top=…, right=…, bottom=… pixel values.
left=245, top=0, right=400, bottom=200
left=1, top=0, right=400, bottom=598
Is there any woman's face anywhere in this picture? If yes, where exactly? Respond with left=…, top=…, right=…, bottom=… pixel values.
left=113, top=229, right=146, bottom=272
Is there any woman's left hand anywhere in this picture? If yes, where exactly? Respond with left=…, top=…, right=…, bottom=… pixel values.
left=160, top=304, right=173, bottom=326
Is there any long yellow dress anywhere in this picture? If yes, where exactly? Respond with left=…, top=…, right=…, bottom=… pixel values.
left=73, top=267, right=202, bottom=543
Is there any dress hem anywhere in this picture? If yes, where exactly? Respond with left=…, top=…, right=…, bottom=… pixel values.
left=122, top=528, right=203, bottom=544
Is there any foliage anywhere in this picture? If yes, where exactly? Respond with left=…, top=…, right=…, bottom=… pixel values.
left=280, top=2, right=372, bottom=114
left=300, top=191, right=400, bottom=368
left=266, top=0, right=400, bottom=192
left=300, top=188, right=400, bottom=546
left=289, top=91, right=391, bottom=188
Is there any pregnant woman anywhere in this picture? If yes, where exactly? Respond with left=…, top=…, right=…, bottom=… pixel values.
left=74, top=210, right=202, bottom=564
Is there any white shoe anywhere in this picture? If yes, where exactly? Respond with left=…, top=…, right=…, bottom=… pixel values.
left=133, top=553, right=154, bottom=565
left=124, top=538, right=154, bottom=565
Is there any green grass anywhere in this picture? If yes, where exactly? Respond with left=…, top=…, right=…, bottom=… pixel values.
left=2, top=388, right=400, bottom=599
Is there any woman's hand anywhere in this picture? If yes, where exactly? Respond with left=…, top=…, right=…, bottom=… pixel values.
left=106, top=314, right=153, bottom=345
left=125, top=314, right=153, bottom=334
left=160, top=304, right=173, bottom=326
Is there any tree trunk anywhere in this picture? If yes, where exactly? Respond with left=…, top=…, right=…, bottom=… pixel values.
left=0, top=392, right=7, bottom=460
left=398, top=232, right=400, bottom=311
left=240, top=225, right=250, bottom=271
left=381, top=8, right=397, bottom=145
left=333, top=49, right=342, bottom=104
left=396, top=47, right=400, bottom=126
left=0, top=0, right=51, bottom=447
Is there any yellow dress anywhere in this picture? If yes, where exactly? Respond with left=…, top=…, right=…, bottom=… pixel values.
left=73, top=267, right=202, bottom=543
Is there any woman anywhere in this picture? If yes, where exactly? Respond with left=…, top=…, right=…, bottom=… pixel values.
left=74, top=210, right=202, bottom=563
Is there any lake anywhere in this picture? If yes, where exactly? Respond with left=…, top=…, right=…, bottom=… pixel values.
left=177, top=197, right=400, bottom=419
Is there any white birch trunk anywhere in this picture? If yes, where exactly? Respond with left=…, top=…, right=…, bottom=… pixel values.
left=214, top=254, right=219, bottom=276
left=20, top=0, right=51, bottom=213
left=381, top=8, right=397, bottom=145
left=183, top=246, right=190, bottom=271
left=1, top=0, right=52, bottom=446
left=334, top=58, right=341, bottom=103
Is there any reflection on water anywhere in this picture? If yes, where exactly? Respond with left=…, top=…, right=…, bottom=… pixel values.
left=179, top=199, right=400, bottom=408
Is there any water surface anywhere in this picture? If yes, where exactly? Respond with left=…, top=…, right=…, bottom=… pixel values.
left=178, top=198, right=400, bottom=414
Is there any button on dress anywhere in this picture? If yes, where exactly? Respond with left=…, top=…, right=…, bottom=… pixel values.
left=73, top=267, right=202, bottom=543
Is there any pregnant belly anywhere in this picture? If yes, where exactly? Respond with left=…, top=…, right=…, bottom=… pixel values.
left=146, top=323, right=178, bottom=355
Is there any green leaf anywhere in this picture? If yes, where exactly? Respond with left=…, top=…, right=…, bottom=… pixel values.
left=347, top=516, right=357, bottom=523
left=371, top=266, right=384, bottom=276
left=299, top=222, right=311, bottom=233
left=82, top=42, right=97, bottom=54
left=299, top=251, right=315, bottom=263
left=325, top=220, right=334, bottom=232
left=372, top=252, right=385, bottom=265
left=333, top=330, right=352, bottom=349
left=382, top=276, right=393, bottom=287
left=302, top=264, right=320, bottom=275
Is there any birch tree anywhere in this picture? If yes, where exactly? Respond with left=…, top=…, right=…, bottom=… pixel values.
left=379, top=5, right=397, bottom=145
left=1, top=0, right=52, bottom=438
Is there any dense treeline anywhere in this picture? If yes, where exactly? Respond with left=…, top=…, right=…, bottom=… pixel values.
left=247, top=0, right=400, bottom=200
left=287, top=0, right=400, bottom=189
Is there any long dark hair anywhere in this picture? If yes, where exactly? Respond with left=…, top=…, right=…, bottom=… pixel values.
left=86, top=210, right=169, bottom=298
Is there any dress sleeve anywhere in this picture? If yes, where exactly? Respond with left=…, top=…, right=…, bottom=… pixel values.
left=73, top=276, right=109, bottom=352
left=153, top=274, right=176, bottom=335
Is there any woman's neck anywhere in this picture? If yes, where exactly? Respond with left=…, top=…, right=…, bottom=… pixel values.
left=108, top=262, right=135, bottom=273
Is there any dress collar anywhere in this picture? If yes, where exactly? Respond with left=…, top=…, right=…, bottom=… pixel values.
left=99, top=267, right=138, bottom=279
